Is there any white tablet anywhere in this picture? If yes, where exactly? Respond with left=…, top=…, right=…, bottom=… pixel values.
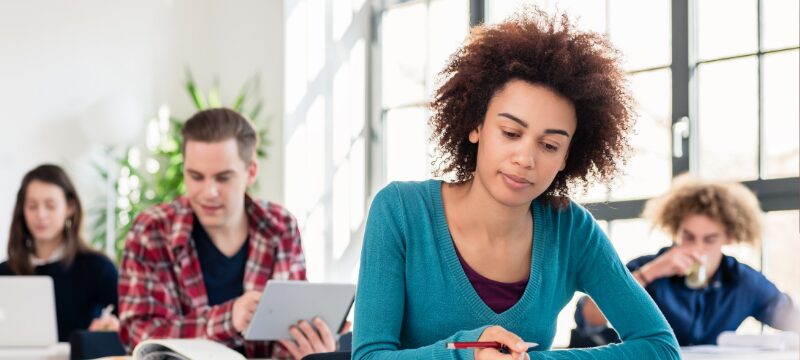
left=244, top=280, right=355, bottom=341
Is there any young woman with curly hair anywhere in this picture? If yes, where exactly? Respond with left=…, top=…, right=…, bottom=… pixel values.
left=574, top=174, right=800, bottom=347
left=353, top=9, right=680, bottom=360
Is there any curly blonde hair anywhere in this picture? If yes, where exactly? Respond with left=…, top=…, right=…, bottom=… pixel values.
left=642, top=174, right=763, bottom=244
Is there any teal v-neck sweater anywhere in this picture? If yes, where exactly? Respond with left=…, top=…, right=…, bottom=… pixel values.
left=353, top=180, right=679, bottom=359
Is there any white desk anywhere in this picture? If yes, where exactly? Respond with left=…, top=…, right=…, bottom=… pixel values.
left=681, top=346, right=799, bottom=360
left=0, top=343, right=69, bottom=360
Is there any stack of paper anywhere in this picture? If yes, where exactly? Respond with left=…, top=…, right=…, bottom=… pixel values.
left=716, top=331, right=800, bottom=351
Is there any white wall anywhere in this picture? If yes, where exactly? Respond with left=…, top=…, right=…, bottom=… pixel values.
left=0, top=0, right=284, bottom=260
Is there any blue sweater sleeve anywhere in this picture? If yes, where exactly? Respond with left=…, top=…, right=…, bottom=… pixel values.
left=744, top=265, right=800, bottom=331
left=352, top=185, right=487, bottom=360
left=534, top=205, right=680, bottom=360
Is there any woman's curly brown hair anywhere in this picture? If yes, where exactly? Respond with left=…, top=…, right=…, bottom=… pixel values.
left=642, top=174, right=763, bottom=245
left=430, top=8, right=634, bottom=206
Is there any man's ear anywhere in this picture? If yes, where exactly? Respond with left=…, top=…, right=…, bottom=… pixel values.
left=246, top=159, right=259, bottom=187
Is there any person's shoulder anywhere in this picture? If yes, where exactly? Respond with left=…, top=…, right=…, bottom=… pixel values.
left=541, top=198, right=599, bottom=230
left=723, top=255, right=769, bottom=286
left=373, top=180, right=436, bottom=208
left=249, top=198, right=299, bottom=235
left=133, top=197, right=190, bottom=226
left=567, top=199, right=602, bottom=220
left=75, top=251, right=117, bottom=271
left=127, top=197, right=190, bottom=244
left=723, top=255, right=750, bottom=275
left=363, top=180, right=439, bottom=239
left=721, top=256, right=785, bottom=306
left=379, top=179, right=433, bottom=198
left=388, top=179, right=433, bottom=193
left=540, top=197, right=587, bottom=216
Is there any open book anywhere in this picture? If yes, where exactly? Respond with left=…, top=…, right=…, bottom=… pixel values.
left=132, top=339, right=246, bottom=360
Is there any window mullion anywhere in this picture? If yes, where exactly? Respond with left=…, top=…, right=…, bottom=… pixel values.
left=671, top=0, right=691, bottom=177
left=757, top=0, right=765, bottom=179
left=470, top=0, right=485, bottom=27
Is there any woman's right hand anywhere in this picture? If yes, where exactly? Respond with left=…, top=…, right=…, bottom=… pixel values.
left=474, top=326, right=530, bottom=360
left=640, top=246, right=703, bottom=281
left=88, top=314, right=120, bottom=332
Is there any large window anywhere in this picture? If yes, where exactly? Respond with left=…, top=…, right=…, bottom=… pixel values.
left=283, top=0, right=370, bottom=282
left=695, top=0, right=799, bottom=182
left=691, top=0, right=800, bottom=335
left=377, top=0, right=469, bottom=183
left=687, top=1, right=800, bottom=336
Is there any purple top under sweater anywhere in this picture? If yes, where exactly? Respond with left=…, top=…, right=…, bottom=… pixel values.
left=454, top=245, right=528, bottom=314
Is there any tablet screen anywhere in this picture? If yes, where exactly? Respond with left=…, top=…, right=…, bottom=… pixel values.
left=243, top=280, right=355, bottom=341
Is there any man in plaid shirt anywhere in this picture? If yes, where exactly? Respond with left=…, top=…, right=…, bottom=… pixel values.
left=119, top=108, right=338, bottom=359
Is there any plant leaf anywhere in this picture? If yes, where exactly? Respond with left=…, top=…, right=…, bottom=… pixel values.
left=249, top=100, right=263, bottom=121
left=185, top=68, right=207, bottom=110
left=232, top=78, right=253, bottom=112
left=208, top=77, right=221, bottom=108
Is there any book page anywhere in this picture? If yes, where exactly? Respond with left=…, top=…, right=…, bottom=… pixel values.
left=133, top=339, right=247, bottom=360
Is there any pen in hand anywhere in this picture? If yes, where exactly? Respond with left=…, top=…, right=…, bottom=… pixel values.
left=100, top=304, right=114, bottom=318
left=445, top=341, right=538, bottom=350
left=89, top=304, right=119, bottom=332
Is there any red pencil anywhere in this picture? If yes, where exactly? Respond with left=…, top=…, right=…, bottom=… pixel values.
left=445, top=341, right=538, bottom=350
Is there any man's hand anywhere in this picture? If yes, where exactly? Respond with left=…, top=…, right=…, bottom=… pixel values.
left=232, top=290, right=262, bottom=333
left=640, top=247, right=704, bottom=281
left=278, top=317, right=337, bottom=360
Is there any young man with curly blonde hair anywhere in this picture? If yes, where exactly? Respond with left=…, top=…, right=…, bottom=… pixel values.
left=575, top=174, right=800, bottom=347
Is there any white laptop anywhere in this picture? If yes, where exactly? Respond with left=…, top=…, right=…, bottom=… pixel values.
left=0, top=276, right=58, bottom=347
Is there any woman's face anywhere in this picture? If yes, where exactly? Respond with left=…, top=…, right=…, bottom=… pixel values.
left=676, top=214, right=732, bottom=268
left=470, top=80, right=576, bottom=208
left=23, top=180, right=73, bottom=244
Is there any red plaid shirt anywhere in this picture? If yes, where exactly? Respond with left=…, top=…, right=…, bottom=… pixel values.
left=118, top=195, right=306, bottom=358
